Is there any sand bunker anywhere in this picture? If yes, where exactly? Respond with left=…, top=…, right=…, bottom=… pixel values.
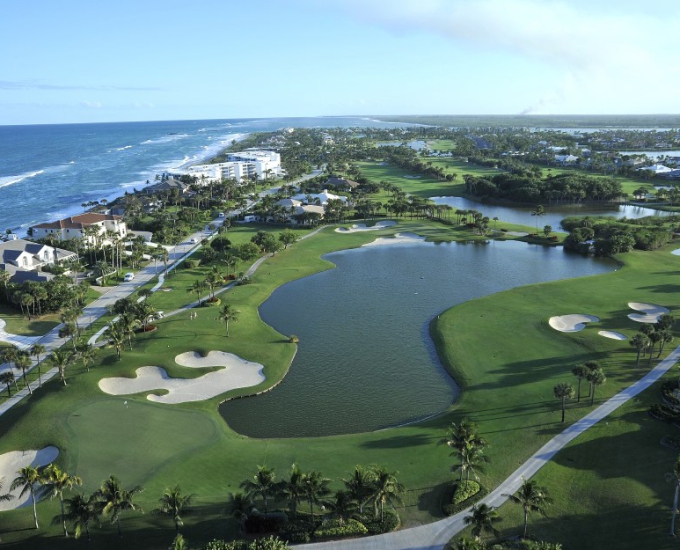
left=627, top=302, right=669, bottom=323
left=0, top=446, right=59, bottom=511
left=362, top=232, right=426, bottom=247
left=335, top=221, right=397, bottom=233
left=672, top=249, right=680, bottom=256
left=549, top=314, right=599, bottom=332
left=598, top=331, right=628, bottom=341
left=98, top=351, right=265, bottom=404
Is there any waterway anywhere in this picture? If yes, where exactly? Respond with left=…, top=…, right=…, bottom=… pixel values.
left=219, top=239, right=614, bottom=438
left=429, top=197, right=666, bottom=231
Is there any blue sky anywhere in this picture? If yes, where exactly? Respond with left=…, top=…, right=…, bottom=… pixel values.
left=2, top=0, right=679, bottom=124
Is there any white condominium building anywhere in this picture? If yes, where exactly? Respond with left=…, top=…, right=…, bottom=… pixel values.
left=184, top=150, right=284, bottom=183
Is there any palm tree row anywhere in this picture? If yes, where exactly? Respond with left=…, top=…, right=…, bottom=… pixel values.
left=0, top=340, right=94, bottom=393
left=232, top=463, right=404, bottom=528
left=4, top=461, right=197, bottom=542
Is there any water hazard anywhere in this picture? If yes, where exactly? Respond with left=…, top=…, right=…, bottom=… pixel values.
left=219, top=239, right=614, bottom=438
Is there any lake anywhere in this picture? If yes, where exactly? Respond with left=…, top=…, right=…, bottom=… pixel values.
left=430, top=196, right=666, bottom=231
left=219, top=239, right=614, bottom=438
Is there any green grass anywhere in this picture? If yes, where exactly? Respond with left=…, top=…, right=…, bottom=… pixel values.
left=0, top=304, right=60, bottom=336
left=1, top=219, right=679, bottom=549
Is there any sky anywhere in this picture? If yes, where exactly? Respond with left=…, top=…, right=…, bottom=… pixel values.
left=2, top=0, right=679, bottom=125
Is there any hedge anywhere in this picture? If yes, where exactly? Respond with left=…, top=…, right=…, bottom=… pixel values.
left=314, top=518, right=368, bottom=539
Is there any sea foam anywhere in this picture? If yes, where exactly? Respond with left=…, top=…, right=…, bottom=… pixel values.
left=0, top=169, right=45, bottom=189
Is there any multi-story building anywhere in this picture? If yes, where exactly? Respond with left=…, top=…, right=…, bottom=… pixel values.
left=30, top=213, right=127, bottom=245
left=183, top=150, right=284, bottom=183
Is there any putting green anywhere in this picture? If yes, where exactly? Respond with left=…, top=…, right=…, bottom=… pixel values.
left=66, top=399, right=219, bottom=491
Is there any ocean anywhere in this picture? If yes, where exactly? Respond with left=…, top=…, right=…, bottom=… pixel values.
left=0, top=116, right=404, bottom=234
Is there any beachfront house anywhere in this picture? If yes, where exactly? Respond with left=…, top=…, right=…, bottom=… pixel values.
left=30, top=213, right=127, bottom=246
left=0, top=239, right=77, bottom=283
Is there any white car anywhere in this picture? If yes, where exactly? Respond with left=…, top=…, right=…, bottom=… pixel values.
left=123, top=273, right=134, bottom=282
left=190, top=237, right=198, bottom=244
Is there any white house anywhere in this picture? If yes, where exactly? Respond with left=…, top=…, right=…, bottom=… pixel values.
left=291, top=190, right=347, bottom=206
left=0, top=239, right=77, bottom=283
left=638, top=164, right=672, bottom=175
left=31, top=213, right=127, bottom=245
left=555, top=154, right=579, bottom=165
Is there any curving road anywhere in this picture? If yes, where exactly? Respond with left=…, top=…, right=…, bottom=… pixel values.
left=300, top=345, right=680, bottom=550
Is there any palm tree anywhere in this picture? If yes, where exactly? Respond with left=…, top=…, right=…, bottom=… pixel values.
left=226, top=491, right=252, bottom=527
left=63, top=493, right=100, bottom=541
left=328, top=490, right=358, bottom=526
left=630, top=334, right=650, bottom=367
left=78, top=342, right=99, bottom=372
left=366, top=466, right=404, bottom=522
left=0, top=477, right=14, bottom=503
left=587, top=367, right=606, bottom=406
left=48, top=349, right=74, bottom=386
left=118, top=313, right=139, bottom=350
left=463, top=503, right=501, bottom=541
left=442, top=419, right=488, bottom=483
left=531, top=204, right=545, bottom=232
left=454, top=444, right=489, bottom=488
left=156, top=485, right=194, bottom=534
left=343, top=466, right=372, bottom=514
left=43, top=464, right=82, bottom=537
left=94, top=475, right=144, bottom=538
left=11, top=465, right=45, bottom=529
left=282, top=463, right=305, bottom=519
left=29, top=343, right=46, bottom=387
left=188, top=279, right=206, bottom=304
left=0, top=370, right=16, bottom=397
left=553, top=383, right=575, bottom=422
left=104, top=322, right=126, bottom=360
left=303, top=470, right=331, bottom=518
left=571, top=365, right=590, bottom=402
left=218, top=303, right=239, bottom=337
left=504, top=478, right=553, bottom=538
left=15, top=351, right=32, bottom=394
left=240, top=466, right=281, bottom=515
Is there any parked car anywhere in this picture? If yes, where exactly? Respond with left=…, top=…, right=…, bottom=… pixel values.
left=123, top=273, right=134, bottom=282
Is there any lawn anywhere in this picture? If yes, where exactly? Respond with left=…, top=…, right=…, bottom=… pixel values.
left=0, top=304, right=60, bottom=336
left=0, top=219, right=679, bottom=549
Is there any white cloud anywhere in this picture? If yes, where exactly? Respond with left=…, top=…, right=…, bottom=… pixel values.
left=320, top=0, right=680, bottom=112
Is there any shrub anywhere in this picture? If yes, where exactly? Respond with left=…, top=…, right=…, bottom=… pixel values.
left=237, top=276, right=252, bottom=285
left=452, top=480, right=480, bottom=505
left=649, top=403, right=680, bottom=422
left=203, top=297, right=221, bottom=307
left=662, top=380, right=680, bottom=407
left=279, top=520, right=314, bottom=543
left=442, top=481, right=488, bottom=516
left=358, top=509, right=400, bottom=535
left=184, top=259, right=201, bottom=269
left=314, top=518, right=368, bottom=539
left=243, top=511, right=288, bottom=534
left=289, top=335, right=299, bottom=344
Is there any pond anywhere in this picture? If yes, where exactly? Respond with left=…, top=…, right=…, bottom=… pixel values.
left=430, top=196, right=667, bottom=231
left=219, top=239, right=615, bottom=438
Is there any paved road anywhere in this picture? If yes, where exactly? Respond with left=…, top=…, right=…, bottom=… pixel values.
left=0, top=169, right=327, bottom=414
left=299, top=346, right=680, bottom=549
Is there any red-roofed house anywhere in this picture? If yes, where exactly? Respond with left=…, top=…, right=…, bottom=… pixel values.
left=30, top=213, right=127, bottom=245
